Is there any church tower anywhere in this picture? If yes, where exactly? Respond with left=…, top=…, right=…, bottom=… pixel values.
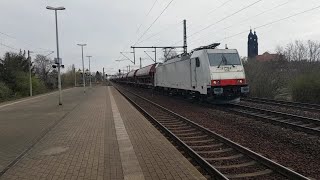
left=253, top=31, right=258, bottom=56
left=248, top=29, right=258, bottom=58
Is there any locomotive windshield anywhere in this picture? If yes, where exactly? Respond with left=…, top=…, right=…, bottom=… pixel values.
left=208, top=53, right=241, bottom=66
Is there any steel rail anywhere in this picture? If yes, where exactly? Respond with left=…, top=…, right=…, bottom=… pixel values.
left=242, top=97, right=320, bottom=112
left=114, top=85, right=227, bottom=179
left=227, top=103, right=320, bottom=136
left=113, top=84, right=309, bottom=179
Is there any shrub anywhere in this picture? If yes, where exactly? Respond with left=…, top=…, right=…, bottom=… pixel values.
left=291, top=72, right=320, bottom=103
left=14, top=72, right=30, bottom=97
left=244, top=60, right=286, bottom=99
left=0, top=81, right=12, bottom=101
left=32, top=76, right=47, bottom=95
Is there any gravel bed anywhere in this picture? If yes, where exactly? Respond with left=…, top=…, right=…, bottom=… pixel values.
left=244, top=173, right=288, bottom=180
left=240, top=100, right=320, bottom=119
left=118, top=84, right=320, bottom=179
left=219, top=165, right=268, bottom=177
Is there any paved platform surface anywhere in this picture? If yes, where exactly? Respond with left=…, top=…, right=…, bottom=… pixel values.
left=0, top=86, right=205, bottom=180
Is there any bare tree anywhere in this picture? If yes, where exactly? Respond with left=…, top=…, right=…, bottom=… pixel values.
left=307, top=40, right=320, bottom=62
left=281, top=40, right=320, bottom=62
left=33, top=54, right=54, bottom=86
left=163, top=48, right=178, bottom=62
left=285, top=42, right=294, bottom=61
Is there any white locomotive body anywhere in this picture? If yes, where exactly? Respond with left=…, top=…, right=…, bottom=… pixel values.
left=155, top=47, right=249, bottom=102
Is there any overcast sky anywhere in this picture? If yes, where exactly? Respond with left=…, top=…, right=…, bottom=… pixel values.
left=1, top=0, right=320, bottom=74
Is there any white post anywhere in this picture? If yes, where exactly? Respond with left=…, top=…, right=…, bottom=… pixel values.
left=55, top=10, right=62, bottom=105
left=89, top=58, right=91, bottom=87
left=87, top=56, right=92, bottom=88
left=28, top=50, right=32, bottom=96
left=81, top=46, right=85, bottom=93
left=74, top=65, right=76, bottom=87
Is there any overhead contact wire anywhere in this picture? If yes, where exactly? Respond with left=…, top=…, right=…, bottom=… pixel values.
left=171, top=0, right=264, bottom=46
left=189, top=0, right=290, bottom=47
left=136, top=0, right=158, bottom=33
left=134, top=0, right=175, bottom=46
left=218, top=4, right=320, bottom=41
left=0, top=31, right=52, bottom=52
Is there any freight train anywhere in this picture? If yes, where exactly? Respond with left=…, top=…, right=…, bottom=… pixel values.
left=111, top=43, right=249, bottom=103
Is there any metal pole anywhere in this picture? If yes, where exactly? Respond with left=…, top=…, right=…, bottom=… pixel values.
left=28, top=50, right=32, bottom=96
left=133, top=48, right=136, bottom=65
left=74, top=65, right=76, bottom=87
left=81, top=46, right=85, bottom=94
left=154, top=48, right=157, bottom=63
left=55, top=10, right=62, bottom=105
left=87, top=56, right=92, bottom=88
left=89, top=57, right=91, bottom=87
left=103, top=67, right=105, bottom=85
left=183, top=19, right=187, bottom=54
left=140, top=57, right=142, bottom=68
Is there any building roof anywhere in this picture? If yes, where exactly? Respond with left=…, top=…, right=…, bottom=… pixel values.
left=256, top=52, right=280, bottom=62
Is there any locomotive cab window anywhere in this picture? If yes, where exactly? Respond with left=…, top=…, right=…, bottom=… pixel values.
left=196, top=58, right=200, bottom=67
left=208, top=53, right=241, bottom=66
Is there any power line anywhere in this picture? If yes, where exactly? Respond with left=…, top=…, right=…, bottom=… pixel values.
left=134, top=0, right=174, bottom=46
left=171, top=0, right=263, bottom=46
left=0, top=31, right=52, bottom=52
left=117, top=0, right=173, bottom=61
left=138, top=0, right=228, bottom=46
left=136, top=0, right=158, bottom=33
left=136, top=21, right=182, bottom=45
left=207, top=0, right=233, bottom=15
left=217, top=4, right=320, bottom=41
left=0, top=42, right=19, bottom=51
left=189, top=0, right=290, bottom=47
left=189, top=0, right=263, bottom=38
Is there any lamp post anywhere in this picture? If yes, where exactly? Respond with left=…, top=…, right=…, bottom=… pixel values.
left=46, top=6, right=65, bottom=105
left=73, top=64, right=76, bottom=87
left=28, top=51, right=33, bottom=97
left=86, top=56, right=92, bottom=88
left=77, top=44, right=87, bottom=94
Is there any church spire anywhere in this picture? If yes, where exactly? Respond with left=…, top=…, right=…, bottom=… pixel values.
left=248, top=29, right=258, bottom=59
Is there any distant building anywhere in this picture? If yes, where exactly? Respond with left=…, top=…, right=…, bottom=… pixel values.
left=248, top=29, right=258, bottom=58
left=256, top=52, right=282, bottom=62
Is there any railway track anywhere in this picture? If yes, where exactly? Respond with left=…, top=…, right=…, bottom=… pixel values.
left=114, top=85, right=309, bottom=179
left=242, top=97, right=320, bottom=112
left=226, top=103, right=320, bottom=136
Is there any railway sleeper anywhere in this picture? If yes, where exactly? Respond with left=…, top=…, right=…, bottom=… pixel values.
left=162, top=123, right=189, bottom=128
left=225, top=169, right=273, bottom=179
left=205, top=154, right=244, bottom=161
left=190, top=143, right=224, bottom=149
left=185, top=138, right=216, bottom=144
left=215, top=161, right=256, bottom=169
left=176, top=131, right=203, bottom=137
left=196, top=148, right=233, bottom=154
left=179, top=134, right=208, bottom=139
left=167, top=125, right=193, bottom=131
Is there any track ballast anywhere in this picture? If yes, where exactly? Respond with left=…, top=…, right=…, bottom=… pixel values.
left=242, top=97, right=320, bottom=113
left=225, top=103, right=320, bottom=136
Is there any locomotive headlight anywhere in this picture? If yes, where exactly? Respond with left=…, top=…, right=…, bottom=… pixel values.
left=237, top=79, right=244, bottom=84
left=212, top=80, right=220, bottom=85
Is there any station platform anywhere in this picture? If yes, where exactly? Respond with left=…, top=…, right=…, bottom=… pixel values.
left=0, top=86, right=205, bottom=180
